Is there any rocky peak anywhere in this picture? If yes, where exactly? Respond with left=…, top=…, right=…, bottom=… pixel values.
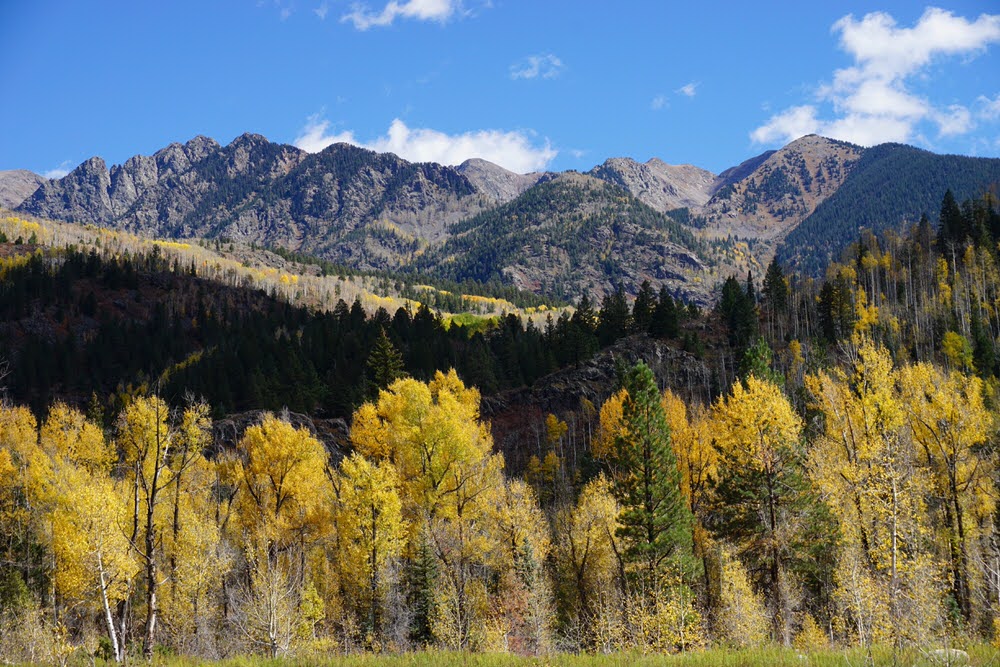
left=456, top=158, right=547, bottom=203
left=588, top=157, right=716, bottom=212
left=0, top=170, right=46, bottom=209
left=699, top=133, right=863, bottom=241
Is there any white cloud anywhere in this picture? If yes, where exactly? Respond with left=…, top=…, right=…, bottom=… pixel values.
left=750, top=106, right=821, bottom=144
left=650, top=94, right=667, bottom=111
left=294, top=117, right=557, bottom=173
left=978, top=93, right=1000, bottom=120
left=752, top=7, right=1000, bottom=146
left=342, top=0, right=459, bottom=30
left=314, top=2, right=329, bottom=19
left=933, top=104, right=974, bottom=136
left=510, top=53, right=564, bottom=80
left=676, top=82, right=698, bottom=98
left=43, top=161, right=73, bottom=180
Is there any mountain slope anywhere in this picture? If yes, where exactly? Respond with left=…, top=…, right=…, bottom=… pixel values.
left=0, top=170, right=46, bottom=209
left=588, top=157, right=716, bottom=211
left=414, top=172, right=708, bottom=302
left=456, top=158, right=549, bottom=203
left=698, top=134, right=863, bottom=241
left=777, top=143, right=1000, bottom=274
left=19, top=135, right=487, bottom=272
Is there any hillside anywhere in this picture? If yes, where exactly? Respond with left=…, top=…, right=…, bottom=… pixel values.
left=413, top=173, right=709, bottom=302
left=697, top=135, right=862, bottom=241
left=0, top=169, right=46, bottom=208
left=16, top=131, right=1000, bottom=303
left=587, top=157, right=716, bottom=211
left=776, top=143, right=1000, bottom=274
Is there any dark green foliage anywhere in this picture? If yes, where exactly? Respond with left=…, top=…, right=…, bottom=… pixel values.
left=611, top=362, right=696, bottom=583
left=716, top=276, right=757, bottom=349
left=738, top=338, right=782, bottom=386
left=817, top=274, right=855, bottom=344
left=365, top=328, right=407, bottom=398
left=0, top=245, right=604, bottom=421
left=631, top=280, right=657, bottom=333
left=762, top=259, right=788, bottom=314
left=265, top=244, right=557, bottom=309
left=649, top=286, right=679, bottom=339
left=937, top=189, right=966, bottom=248
left=597, top=284, right=631, bottom=346
left=777, top=143, right=1000, bottom=275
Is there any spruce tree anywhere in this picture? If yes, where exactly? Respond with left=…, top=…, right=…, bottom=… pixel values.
left=366, top=328, right=406, bottom=398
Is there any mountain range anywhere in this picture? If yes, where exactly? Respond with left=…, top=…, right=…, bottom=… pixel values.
left=9, top=133, right=1000, bottom=302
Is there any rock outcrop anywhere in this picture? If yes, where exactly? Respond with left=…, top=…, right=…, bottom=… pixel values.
left=0, top=170, right=46, bottom=209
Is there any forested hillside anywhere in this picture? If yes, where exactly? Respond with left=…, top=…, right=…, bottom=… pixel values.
left=777, top=144, right=1000, bottom=274
left=3, top=192, right=1000, bottom=665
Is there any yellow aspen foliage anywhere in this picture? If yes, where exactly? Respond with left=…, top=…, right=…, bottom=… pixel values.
left=899, top=362, right=994, bottom=624
left=662, top=390, right=715, bottom=517
left=853, top=287, right=879, bottom=341
left=350, top=370, right=505, bottom=650
left=941, top=331, right=973, bottom=371
left=492, top=479, right=550, bottom=568
left=554, top=475, right=621, bottom=642
left=333, top=452, right=407, bottom=633
left=624, top=572, right=704, bottom=653
left=351, top=369, right=499, bottom=523
left=545, top=413, right=568, bottom=448
left=224, top=413, right=332, bottom=552
left=714, top=549, right=769, bottom=648
left=710, top=375, right=806, bottom=645
left=592, top=388, right=627, bottom=460
left=712, top=376, right=802, bottom=469
left=807, top=340, right=941, bottom=645
left=793, top=613, right=829, bottom=652
left=40, top=402, right=113, bottom=474
left=0, top=405, right=45, bottom=501
left=525, top=450, right=560, bottom=506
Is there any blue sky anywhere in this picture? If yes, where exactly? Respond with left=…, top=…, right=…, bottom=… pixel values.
left=2, top=1, right=999, bottom=178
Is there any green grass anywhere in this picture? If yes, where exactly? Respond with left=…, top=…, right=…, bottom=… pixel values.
left=101, top=645, right=1000, bottom=667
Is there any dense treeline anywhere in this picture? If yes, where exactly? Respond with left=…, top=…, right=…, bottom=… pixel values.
left=262, top=242, right=558, bottom=310
left=0, top=246, right=562, bottom=419
left=777, top=144, right=1000, bottom=275
left=1, top=345, right=997, bottom=662
left=0, top=243, right=694, bottom=422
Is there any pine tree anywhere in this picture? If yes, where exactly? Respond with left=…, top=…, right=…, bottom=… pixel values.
left=649, top=286, right=679, bottom=339
left=938, top=189, right=965, bottom=247
left=610, top=362, right=695, bottom=585
left=631, top=280, right=657, bottom=333
left=597, top=283, right=631, bottom=346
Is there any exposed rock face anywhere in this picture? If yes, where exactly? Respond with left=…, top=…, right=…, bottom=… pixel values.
left=698, top=134, right=862, bottom=241
left=211, top=410, right=350, bottom=462
left=0, top=170, right=46, bottom=209
left=483, top=334, right=713, bottom=472
left=14, top=131, right=870, bottom=304
left=588, top=157, right=716, bottom=211
left=19, top=134, right=487, bottom=272
left=456, top=158, right=550, bottom=203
